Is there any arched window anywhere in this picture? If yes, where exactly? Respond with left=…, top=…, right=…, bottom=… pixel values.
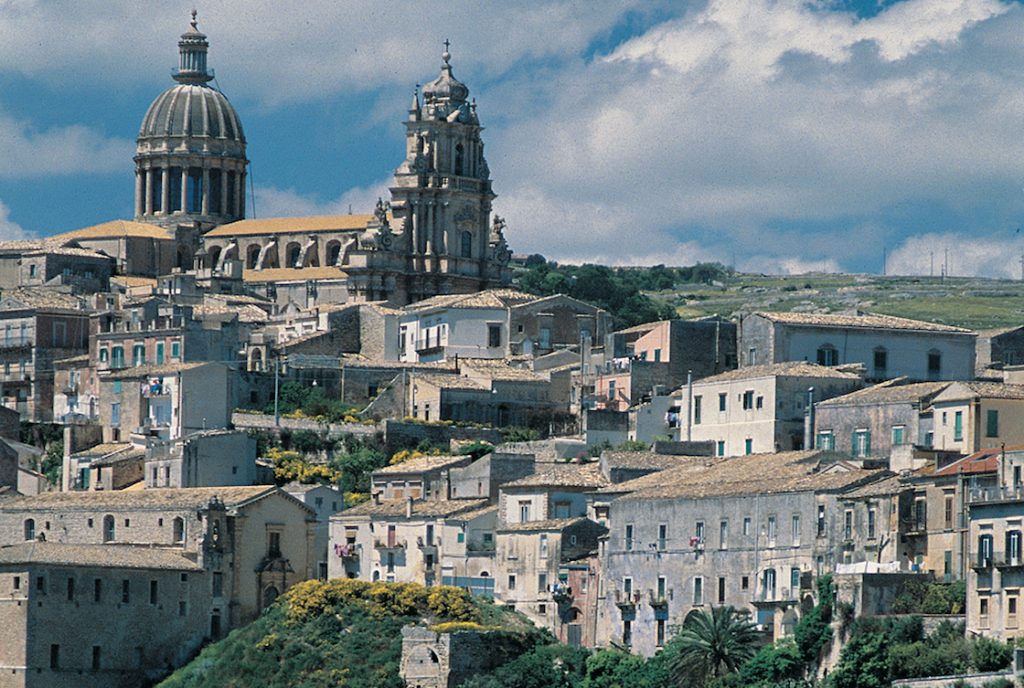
left=454, top=143, right=464, bottom=175
left=372, top=570, right=381, bottom=582
left=816, top=344, right=837, bottom=367
left=461, top=231, right=473, bottom=259
left=247, top=245, right=261, bottom=270
left=172, top=517, right=185, bottom=544
left=103, top=515, right=116, bottom=542
left=286, top=243, right=302, bottom=268
left=24, top=518, right=35, bottom=541
left=326, top=241, right=342, bottom=266
left=208, top=246, right=222, bottom=269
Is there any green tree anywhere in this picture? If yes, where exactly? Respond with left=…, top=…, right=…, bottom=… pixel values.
left=667, top=606, right=759, bottom=687
left=971, top=636, right=1013, bottom=672
left=740, top=638, right=805, bottom=685
left=828, top=631, right=889, bottom=688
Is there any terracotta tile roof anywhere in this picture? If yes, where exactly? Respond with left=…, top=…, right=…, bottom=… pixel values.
left=461, top=359, right=547, bottom=382
left=242, top=266, right=348, bottom=283
left=931, top=447, right=1010, bottom=477
left=412, top=372, right=488, bottom=391
left=600, top=451, right=703, bottom=471
left=374, top=454, right=473, bottom=476
left=818, top=380, right=951, bottom=406
left=0, top=288, right=86, bottom=311
left=193, top=299, right=269, bottom=323
left=0, top=542, right=202, bottom=571
left=204, top=214, right=375, bottom=237
left=0, top=485, right=278, bottom=511
left=51, top=220, right=174, bottom=241
left=696, top=362, right=862, bottom=385
left=69, top=442, right=137, bottom=460
left=104, top=361, right=212, bottom=380
left=842, top=474, right=906, bottom=499
left=753, top=311, right=973, bottom=334
left=111, top=275, right=159, bottom=288
left=501, top=463, right=609, bottom=490
left=404, top=289, right=539, bottom=312
left=933, top=381, right=1024, bottom=401
left=339, top=498, right=490, bottom=519
left=608, top=450, right=885, bottom=500
left=498, top=517, right=591, bottom=533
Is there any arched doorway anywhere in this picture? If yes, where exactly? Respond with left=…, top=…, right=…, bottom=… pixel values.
left=262, top=585, right=280, bottom=608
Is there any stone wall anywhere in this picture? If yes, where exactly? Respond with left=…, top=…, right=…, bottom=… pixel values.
left=382, top=420, right=503, bottom=454
left=229, top=412, right=378, bottom=440
left=399, top=625, right=537, bottom=688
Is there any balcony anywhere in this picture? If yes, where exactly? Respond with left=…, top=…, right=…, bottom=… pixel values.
left=971, top=551, right=996, bottom=570
left=613, top=589, right=640, bottom=612
left=647, top=589, right=669, bottom=608
left=374, top=538, right=406, bottom=551
left=968, top=485, right=1024, bottom=504
left=0, top=338, right=31, bottom=352
left=900, top=518, right=928, bottom=536
left=414, top=336, right=445, bottom=355
left=755, top=587, right=796, bottom=605
left=335, top=543, right=360, bottom=561
left=416, top=535, right=438, bottom=552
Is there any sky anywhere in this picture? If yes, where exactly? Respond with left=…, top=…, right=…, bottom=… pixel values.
left=2, top=0, right=1024, bottom=277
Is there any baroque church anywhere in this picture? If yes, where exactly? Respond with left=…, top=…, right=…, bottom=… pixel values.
left=64, top=13, right=513, bottom=306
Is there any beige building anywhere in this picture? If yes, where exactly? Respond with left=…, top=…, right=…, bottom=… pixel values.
left=929, top=382, right=1024, bottom=453
left=678, top=362, right=863, bottom=457
left=0, top=542, right=209, bottom=688
left=0, top=485, right=316, bottom=629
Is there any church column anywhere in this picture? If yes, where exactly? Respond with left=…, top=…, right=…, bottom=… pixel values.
left=179, top=167, right=188, bottom=213
left=144, top=167, right=153, bottom=216
left=437, top=201, right=448, bottom=254
left=221, top=166, right=229, bottom=218
left=201, top=166, right=210, bottom=216
left=161, top=164, right=170, bottom=216
left=135, top=170, right=145, bottom=217
left=425, top=201, right=434, bottom=255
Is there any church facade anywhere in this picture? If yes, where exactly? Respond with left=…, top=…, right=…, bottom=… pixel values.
left=130, top=15, right=512, bottom=306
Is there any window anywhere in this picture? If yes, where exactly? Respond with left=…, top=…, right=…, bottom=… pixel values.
left=767, top=516, right=777, bottom=546
left=29, top=264, right=36, bottom=278
left=156, top=342, right=165, bottom=365
left=538, top=573, right=547, bottom=593
left=987, top=409, right=999, bottom=438
left=852, top=429, right=871, bottom=458
left=927, top=350, right=942, bottom=378
left=122, top=579, right=130, bottom=603
left=653, top=348, right=661, bottom=362
left=94, top=578, right=102, bottom=602
left=693, top=576, right=704, bottom=605
left=519, top=501, right=531, bottom=523
left=179, top=601, right=187, bottom=616
left=693, top=395, right=702, bottom=424
left=539, top=533, right=549, bottom=559
left=213, top=572, right=223, bottom=597
left=171, top=341, right=180, bottom=359
left=624, top=524, right=634, bottom=551
left=718, top=576, right=726, bottom=603
left=623, top=577, right=633, bottom=595
left=66, top=577, right=75, bottom=601
left=657, top=576, right=666, bottom=599
left=718, top=393, right=727, bottom=411
left=716, top=441, right=725, bottom=457
left=695, top=521, right=705, bottom=543
left=719, top=520, right=728, bottom=550
left=187, top=167, right=203, bottom=213
left=744, top=438, right=753, bottom=455
left=150, top=168, right=163, bottom=212
left=268, top=532, right=281, bottom=558
left=623, top=620, right=632, bottom=647
left=892, top=423, right=909, bottom=446
left=873, top=347, right=887, bottom=372
left=132, top=344, right=145, bottom=367
left=658, top=524, right=667, bottom=550
left=92, top=646, right=101, bottom=671
left=867, top=508, right=876, bottom=539
left=149, top=580, right=158, bottom=605
left=816, top=431, right=835, bottom=451
left=756, top=395, right=764, bottom=409
left=1007, top=530, right=1022, bottom=564
left=487, top=324, right=502, bottom=348
left=817, top=345, right=837, bottom=366
left=978, top=533, right=994, bottom=567
left=944, top=495, right=954, bottom=529
left=816, top=504, right=826, bottom=537
left=99, top=348, right=109, bottom=363
left=743, top=517, right=751, bottom=537
left=50, top=644, right=59, bottom=670
left=657, top=619, right=665, bottom=647
left=914, top=498, right=927, bottom=531
left=103, top=515, right=115, bottom=542
left=763, top=568, right=777, bottom=599
left=791, top=515, right=801, bottom=545
left=173, top=517, right=184, bottom=544
left=843, top=510, right=853, bottom=540
left=742, top=390, right=754, bottom=410
left=460, top=231, right=473, bottom=258
left=23, top=519, right=34, bottom=541
left=111, top=346, right=125, bottom=369
left=507, top=574, right=516, bottom=591
left=790, top=567, right=801, bottom=594
left=741, top=575, right=749, bottom=590
left=954, top=411, right=963, bottom=441
left=209, top=169, right=222, bottom=213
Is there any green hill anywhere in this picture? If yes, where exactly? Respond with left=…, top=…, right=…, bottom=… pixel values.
left=157, top=580, right=540, bottom=688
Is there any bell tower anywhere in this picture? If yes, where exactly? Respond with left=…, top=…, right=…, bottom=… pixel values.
left=389, top=43, right=510, bottom=300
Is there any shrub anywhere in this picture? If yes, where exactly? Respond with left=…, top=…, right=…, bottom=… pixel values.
left=427, top=586, right=478, bottom=622
left=741, top=638, right=805, bottom=685
left=971, top=636, right=1013, bottom=673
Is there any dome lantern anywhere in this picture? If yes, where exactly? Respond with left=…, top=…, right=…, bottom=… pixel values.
left=174, top=10, right=213, bottom=85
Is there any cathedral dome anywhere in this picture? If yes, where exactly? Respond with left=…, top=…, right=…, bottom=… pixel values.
left=139, top=84, right=244, bottom=143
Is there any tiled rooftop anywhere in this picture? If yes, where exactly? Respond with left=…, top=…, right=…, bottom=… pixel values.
left=404, top=289, right=539, bottom=312
left=0, top=485, right=276, bottom=511
left=242, top=266, right=348, bottom=284
left=501, top=463, right=609, bottom=490
left=374, top=454, right=473, bottom=475
left=52, top=220, right=175, bottom=242
left=695, top=362, right=862, bottom=385
left=753, top=311, right=973, bottom=334
left=0, top=542, right=202, bottom=571
left=498, top=517, right=590, bottom=533
left=340, top=498, right=491, bottom=519
left=817, top=380, right=951, bottom=406
left=205, top=214, right=375, bottom=237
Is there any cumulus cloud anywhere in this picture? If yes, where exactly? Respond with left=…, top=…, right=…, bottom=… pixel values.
left=485, top=0, right=1024, bottom=270
left=0, top=200, right=31, bottom=240
left=253, top=179, right=392, bottom=219
left=0, top=112, right=131, bottom=179
left=886, top=231, right=1024, bottom=279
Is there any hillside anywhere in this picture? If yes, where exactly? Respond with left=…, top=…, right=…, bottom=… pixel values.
left=157, top=580, right=540, bottom=688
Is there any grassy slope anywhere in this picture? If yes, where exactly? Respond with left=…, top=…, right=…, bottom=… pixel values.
left=158, top=581, right=538, bottom=688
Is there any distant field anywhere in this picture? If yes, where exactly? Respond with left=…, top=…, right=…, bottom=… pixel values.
left=655, top=273, right=1024, bottom=330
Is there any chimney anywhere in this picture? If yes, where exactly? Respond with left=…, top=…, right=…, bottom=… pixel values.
left=406, top=496, right=413, bottom=519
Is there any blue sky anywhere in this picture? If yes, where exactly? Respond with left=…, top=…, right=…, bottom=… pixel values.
left=1, top=0, right=1024, bottom=277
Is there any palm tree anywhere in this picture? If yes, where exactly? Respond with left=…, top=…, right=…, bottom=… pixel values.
left=668, top=605, right=760, bottom=686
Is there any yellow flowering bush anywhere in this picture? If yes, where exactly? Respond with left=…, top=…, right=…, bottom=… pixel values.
left=427, top=586, right=478, bottom=622
left=269, top=447, right=341, bottom=485
left=430, top=621, right=496, bottom=633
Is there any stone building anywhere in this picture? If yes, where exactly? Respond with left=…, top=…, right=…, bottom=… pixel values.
left=0, top=485, right=316, bottom=629
left=740, top=311, right=976, bottom=381
left=0, top=239, right=113, bottom=293
left=677, top=362, right=863, bottom=457
left=595, top=450, right=887, bottom=656
left=0, top=289, right=91, bottom=422
left=144, top=429, right=258, bottom=489
left=928, top=381, right=1024, bottom=454
left=0, top=542, right=210, bottom=688
left=814, top=379, right=950, bottom=460
left=497, top=463, right=610, bottom=526
left=49, top=221, right=182, bottom=278
left=283, top=482, right=343, bottom=580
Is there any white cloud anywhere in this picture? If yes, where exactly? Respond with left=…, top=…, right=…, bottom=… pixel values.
left=0, top=112, right=131, bottom=179
left=485, top=0, right=1024, bottom=268
left=253, top=179, right=391, bottom=219
left=886, top=232, right=1024, bottom=279
left=0, top=200, right=31, bottom=240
